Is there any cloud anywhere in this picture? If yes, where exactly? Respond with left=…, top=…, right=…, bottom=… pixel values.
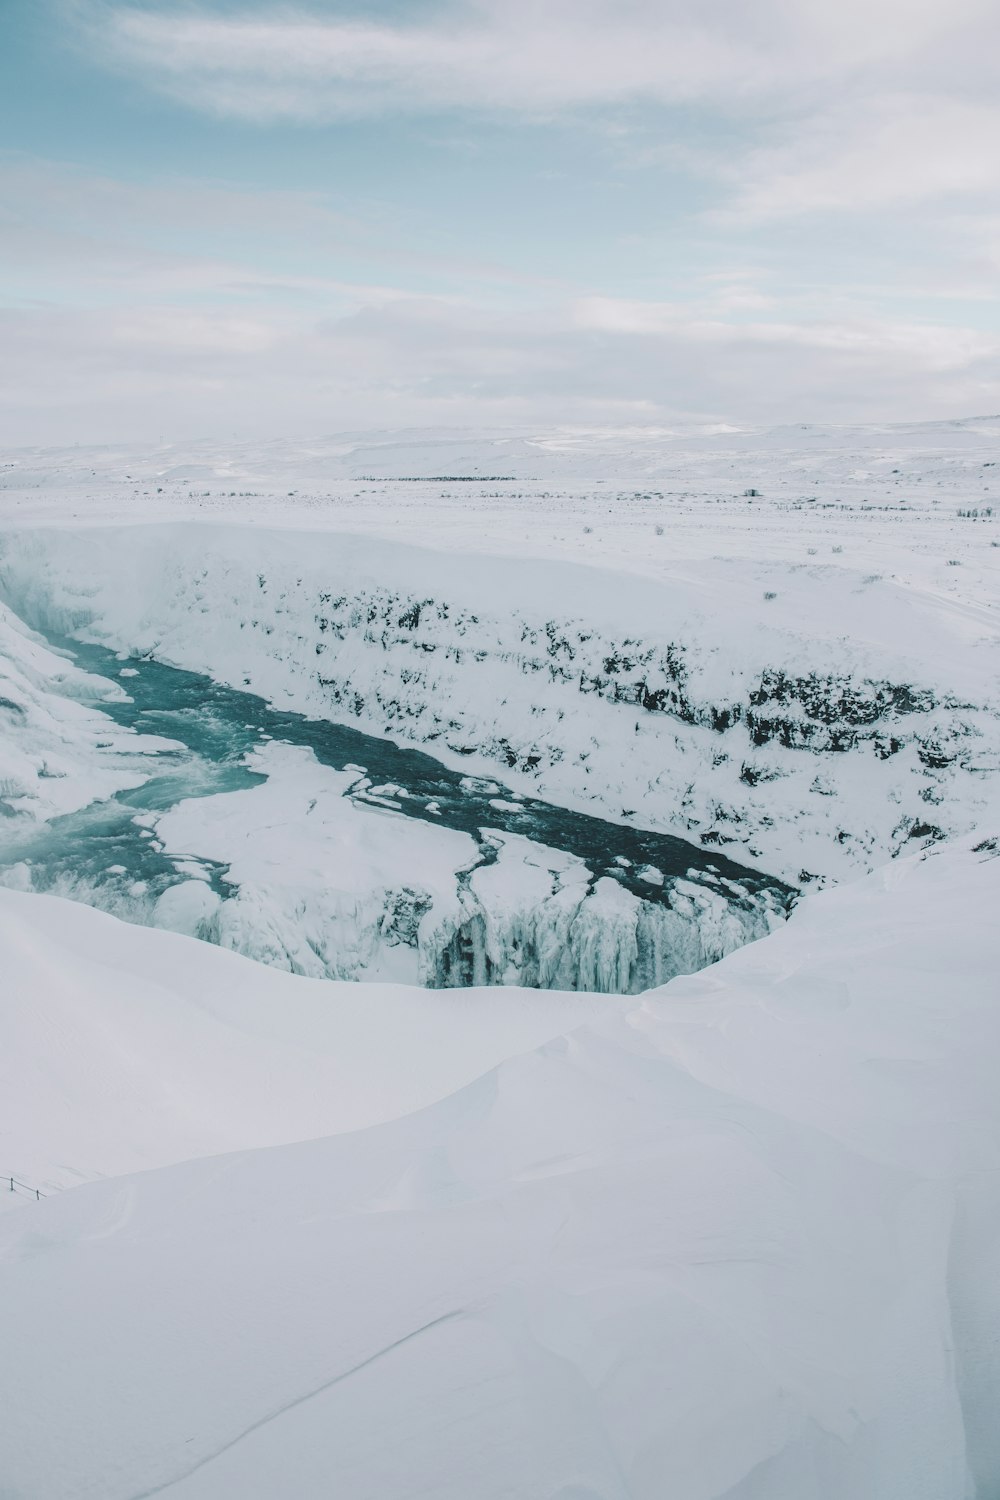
left=8, top=8, right=1000, bottom=441
left=0, top=154, right=542, bottom=307
left=4, top=148, right=997, bottom=443
left=731, top=97, right=1000, bottom=218
left=86, top=0, right=998, bottom=121
left=77, top=2, right=1000, bottom=238
left=2, top=289, right=997, bottom=446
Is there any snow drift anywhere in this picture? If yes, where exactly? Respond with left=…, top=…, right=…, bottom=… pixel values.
left=0, top=886, right=617, bottom=1199
left=1, top=833, right=998, bottom=1498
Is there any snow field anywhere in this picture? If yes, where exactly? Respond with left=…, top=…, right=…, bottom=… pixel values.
left=0, top=834, right=998, bottom=1497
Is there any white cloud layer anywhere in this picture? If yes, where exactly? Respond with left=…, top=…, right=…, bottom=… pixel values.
left=3, top=3, right=998, bottom=440
left=731, top=97, right=1000, bottom=218
left=82, top=1, right=1000, bottom=234
left=3, top=287, right=997, bottom=446
left=92, top=0, right=998, bottom=120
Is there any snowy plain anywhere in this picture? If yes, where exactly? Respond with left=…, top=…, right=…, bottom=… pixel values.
left=1, top=420, right=999, bottom=1498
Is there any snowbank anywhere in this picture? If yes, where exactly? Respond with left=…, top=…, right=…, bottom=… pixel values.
left=0, top=887, right=617, bottom=1198
left=1, top=834, right=998, bottom=1497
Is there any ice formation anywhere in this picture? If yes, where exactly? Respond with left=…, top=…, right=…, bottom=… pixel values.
left=2, top=728, right=781, bottom=993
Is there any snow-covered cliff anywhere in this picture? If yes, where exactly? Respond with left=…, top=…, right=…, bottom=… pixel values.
left=2, top=520, right=997, bottom=884
left=145, top=744, right=780, bottom=993
left=0, top=649, right=784, bottom=995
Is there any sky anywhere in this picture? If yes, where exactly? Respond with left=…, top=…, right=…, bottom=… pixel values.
left=2, top=0, right=1000, bottom=444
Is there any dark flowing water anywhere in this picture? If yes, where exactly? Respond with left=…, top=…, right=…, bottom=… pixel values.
left=1, top=634, right=797, bottom=991
left=1, top=633, right=794, bottom=910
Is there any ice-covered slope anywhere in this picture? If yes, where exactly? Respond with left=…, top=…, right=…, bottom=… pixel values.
left=2, top=519, right=997, bottom=884
left=0, top=600, right=177, bottom=821
left=1, top=834, right=998, bottom=1499
left=0, top=888, right=616, bottom=1200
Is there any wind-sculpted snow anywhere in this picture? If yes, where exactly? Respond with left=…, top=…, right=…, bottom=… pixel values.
left=1, top=835, right=998, bottom=1498
left=0, top=888, right=619, bottom=1199
left=1, top=522, right=997, bottom=883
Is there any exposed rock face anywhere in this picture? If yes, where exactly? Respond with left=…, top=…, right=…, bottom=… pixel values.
left=312, top=583, right=970, bottom=763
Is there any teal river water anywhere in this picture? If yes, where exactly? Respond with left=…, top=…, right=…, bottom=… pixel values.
left=0, top=633, right=795, bottom=925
